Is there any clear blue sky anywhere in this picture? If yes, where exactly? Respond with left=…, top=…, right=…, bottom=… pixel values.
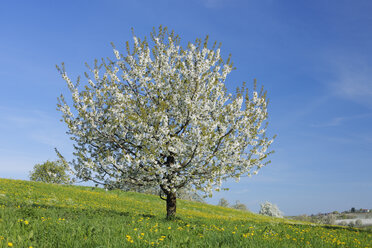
left=0, top=0, right=371, bottom=215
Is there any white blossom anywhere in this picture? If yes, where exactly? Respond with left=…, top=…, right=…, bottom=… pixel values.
left=56, top=26, right=274, bottom=204
left=259, top=201, right=283, bottom=218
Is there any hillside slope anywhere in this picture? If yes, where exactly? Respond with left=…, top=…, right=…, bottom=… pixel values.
left=0, top=178, right=370, bottom=247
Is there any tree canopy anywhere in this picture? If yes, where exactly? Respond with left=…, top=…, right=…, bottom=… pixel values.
left=56, top=26, right=274, bottom=218
left=29, top=160, right=72, bottom=184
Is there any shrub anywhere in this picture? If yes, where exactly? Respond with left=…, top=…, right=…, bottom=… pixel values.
left=259, top=201, right=283, bottom=218
left=348, top=221, right=355, bottom=227
left=29, top=160, right=72, bottom=184
left=355, top=219, right=363, bottom=227
left=322, top=214, right=336, bottom=225
left=291, top=214, right=311, bottom=222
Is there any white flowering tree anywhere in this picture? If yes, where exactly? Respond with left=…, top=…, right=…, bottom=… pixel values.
left=56, top=26, right=274, bottom=219
left=259, top=201, right=283, bottom=218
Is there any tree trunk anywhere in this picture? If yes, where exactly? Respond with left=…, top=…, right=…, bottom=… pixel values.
left=166, top=191, right=177, bottom=219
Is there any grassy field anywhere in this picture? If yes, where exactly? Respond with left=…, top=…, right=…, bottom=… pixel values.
left=0, top=178, right=371, bottom=247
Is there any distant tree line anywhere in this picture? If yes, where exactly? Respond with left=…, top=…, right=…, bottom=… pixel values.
left=217, top=198, right=249, bottom=211
left=217, top=198, right=284, bottom=218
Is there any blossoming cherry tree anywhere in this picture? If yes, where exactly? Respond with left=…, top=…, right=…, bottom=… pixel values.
left=56, top=26, right=275, bottom=219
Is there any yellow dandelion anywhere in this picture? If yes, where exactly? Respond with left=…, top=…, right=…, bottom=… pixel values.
left=8, top=243, right=13, bottom=247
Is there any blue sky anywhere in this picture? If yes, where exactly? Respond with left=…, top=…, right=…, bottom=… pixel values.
left=0, top=0, right=371, bottom=215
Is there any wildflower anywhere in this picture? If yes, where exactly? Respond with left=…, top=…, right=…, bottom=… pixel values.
left=159, top=235, right=166, bottom=241
left=126, top=234, right=134, bottom=243
left=8, top=243, right=13, bottom=247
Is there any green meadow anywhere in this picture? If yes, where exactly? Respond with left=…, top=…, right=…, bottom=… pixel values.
left=0, top=178, right=370, bottom=247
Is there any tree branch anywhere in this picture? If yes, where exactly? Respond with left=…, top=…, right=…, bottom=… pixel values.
left=159, top=191, right=167, bottom=201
